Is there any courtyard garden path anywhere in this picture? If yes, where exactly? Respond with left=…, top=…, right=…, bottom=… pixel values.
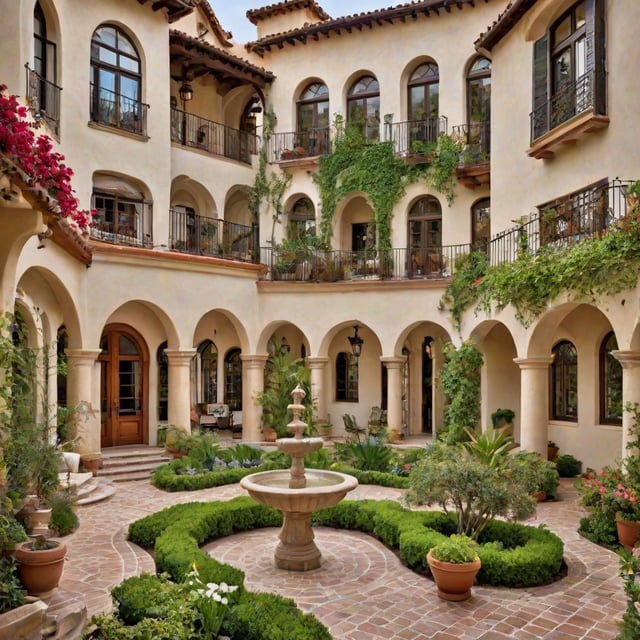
left=49, top=477, right=623, bottom=639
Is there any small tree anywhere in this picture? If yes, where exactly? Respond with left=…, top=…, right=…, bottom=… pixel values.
left=407, top=441, right=537, bottom=539
left=256, top=345, right=314, bottom=437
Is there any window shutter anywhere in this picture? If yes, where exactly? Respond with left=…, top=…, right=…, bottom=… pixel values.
left=585, top=0, right=606, bottom=115
left=531, top=34, right=549, bottom=140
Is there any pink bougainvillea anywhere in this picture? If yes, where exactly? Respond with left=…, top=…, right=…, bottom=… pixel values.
left=0, top=84, right=94, bottom=230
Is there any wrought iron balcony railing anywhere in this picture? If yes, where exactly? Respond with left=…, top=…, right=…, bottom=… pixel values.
left=267, top=127, right=331, bottom=163
left=169, top=209, right=259, bottom=262
left=259, top=245, right=471, bottom=282
left=25, top=65, right=61, bottom=137
left=530, top=70, right=601, bottom=142
left=90, top=84, right=149, bottom=136
left=171, top=108, right=259, bottom=165
left=91, top=203, right=152, bottom=248
left=387, top=117, right=448, bottom=156
left=451, top=121, right=491, bottom=165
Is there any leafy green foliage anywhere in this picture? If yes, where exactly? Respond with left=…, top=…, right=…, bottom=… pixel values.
left=0, top=556, right=25, bottom=614
left=49, top=489, right=79, bottom=536
left=463, top=425, right=514, bottom=468
left=407, top=441, right=538, bottom=539
left=441, top=221, right=640, bottom=329
left=425, top=134, right=462, bottom=206
left=439, top=340, right=484, bottom=444
left=430, top=533, right=478, bottom=563
left=554, top=453, right=583, bottom=477
left=315, top=118, right=424, bottom=250
left=332, top=436, right=392, bottom=472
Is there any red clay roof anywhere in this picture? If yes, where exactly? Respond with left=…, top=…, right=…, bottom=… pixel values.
left=137, top=0, right=197, bottom=23
left=245, top=0, right=490, bottom=55
left=247, top=1, right=331, bottom=25
left=474, top=0, right=536, bottom=52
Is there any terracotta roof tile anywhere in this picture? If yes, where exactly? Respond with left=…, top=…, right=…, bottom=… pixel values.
left=474, top=0, right=535, bottom=52
left=247, top=1, right=331, bottom=24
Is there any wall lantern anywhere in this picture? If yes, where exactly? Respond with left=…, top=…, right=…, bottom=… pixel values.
left=179, top=79, right=193, bottom=106
left=348, top=325, right=364, bottom=358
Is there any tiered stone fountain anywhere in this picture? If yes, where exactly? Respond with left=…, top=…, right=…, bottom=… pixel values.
left=240, top=385, right=358, bottom=571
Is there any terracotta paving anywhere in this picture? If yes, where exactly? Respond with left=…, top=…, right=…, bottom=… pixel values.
left=47, top=477, right=624, bottom=639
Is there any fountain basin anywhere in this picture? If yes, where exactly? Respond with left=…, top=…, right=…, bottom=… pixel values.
left=240, top=469, right=357, bottom=513
left=240, top=469, right=358, bottom=571
left=277, top=436, right=324, bottom=458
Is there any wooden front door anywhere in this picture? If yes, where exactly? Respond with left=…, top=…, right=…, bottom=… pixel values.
left=100, top=325, right=148, bottom=447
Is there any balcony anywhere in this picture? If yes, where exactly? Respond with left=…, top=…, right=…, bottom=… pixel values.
left=267, top=128, right=331, bottom=164
left=388, top=117, right=448, bottom=161
left=528, top=70, right=609, bottom=159
left=90, top=84, right=149, bottom=136
left=25, top=65, right=61, bottom=138
left=452, top=121, right=490, bottom=188
left=169, top=209, right=259, bottom=262
left=91, top=204, right=152, bottom=249
left=171, top=108, right=259, bottom=165
left=259, top=245, right=471, bottom=282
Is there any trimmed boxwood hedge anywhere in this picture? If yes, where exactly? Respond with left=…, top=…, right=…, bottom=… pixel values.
left=128, top=496, right=564, bottom=592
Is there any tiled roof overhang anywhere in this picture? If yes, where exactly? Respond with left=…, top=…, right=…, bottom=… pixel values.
left=247, top=1, right=331, bottom=24
left=474, top=0, right=536, bottom=51
left=196, top=0, right=234, bottom=46
left=170, top=30, right=276, bottom=91
left=137, top=0, right=197, bottom=23
left=246, top=0, right=487, bottom=55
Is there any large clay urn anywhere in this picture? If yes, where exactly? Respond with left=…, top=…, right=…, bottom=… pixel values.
left=15, top=539, right=67, bottom=597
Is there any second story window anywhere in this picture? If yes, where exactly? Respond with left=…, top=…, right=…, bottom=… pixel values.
left=466, top=57, right=491, bottom=155
left=287, top=198, right=315, bottom=240
left=347, top=75, right=380, bottom=144
left=91, top=25, right=146, bottom=135
left=531, top=0, right=606, bottom=142
left=297, top=83, right=329, bottom=155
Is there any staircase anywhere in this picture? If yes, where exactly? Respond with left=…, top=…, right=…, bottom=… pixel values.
left=98, top=446, right=172, bottom=482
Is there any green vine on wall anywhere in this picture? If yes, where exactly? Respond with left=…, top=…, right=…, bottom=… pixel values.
left=440, top=221, right=640, bottom=330
left=314, top=117, right=427, bottom=251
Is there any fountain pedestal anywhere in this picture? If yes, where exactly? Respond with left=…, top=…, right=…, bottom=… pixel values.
left=240, top=385, right=358, bottom=571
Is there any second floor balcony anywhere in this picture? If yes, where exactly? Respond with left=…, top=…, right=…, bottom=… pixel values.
left=388, top=116, right=448, bottom=159
left=90, top=84, right=149, bottom=136
left=268, top=127, right=331, bottom=164
left=25, top=65, right=61, bottom=138
left=171, top=108, right=259, bottom=165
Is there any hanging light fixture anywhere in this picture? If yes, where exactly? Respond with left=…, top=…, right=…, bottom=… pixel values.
left=178, top=79, right=193, bottom=106
left=348, top=325, right=364, bottom=358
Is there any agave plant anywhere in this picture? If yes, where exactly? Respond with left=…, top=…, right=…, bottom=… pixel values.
left=463, top=425, right=514, bottom=468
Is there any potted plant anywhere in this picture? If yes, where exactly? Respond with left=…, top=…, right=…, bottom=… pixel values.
left=490, top=408, right=515, bottom=429
left=164, top=426, right=195, bottom=458
left=257, top=344, right=315, bottom=441
left=14, top=535, right=67, bottom=597
left=0, top=500, right=28, bottom=556
left=426, top=534, right=481, bottom=601
left=547, top=440, right=559, bottom=460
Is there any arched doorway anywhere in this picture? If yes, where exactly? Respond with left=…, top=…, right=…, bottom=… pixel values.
left=99, top=324, right=149, bottom=447
left=422, top=336, right=434, bottom=433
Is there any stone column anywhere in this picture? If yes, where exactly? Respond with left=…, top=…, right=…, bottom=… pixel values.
left=381, top=357, right=405, bottom=432
left=307, top=357, right=329, bottom=421
left=164, top=349, right=196, bottom=432
left=514, top=356, right=554, bottom=456
left=612, top=351, right=640, bottom=456
left=65, top=349, right=102, bottom=454
left=241, top=355, right=269, bottom=441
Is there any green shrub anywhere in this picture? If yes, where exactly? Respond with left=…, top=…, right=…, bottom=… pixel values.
left=224, top=592, right=332, bottom=640
left=555, top=453, right=583, bottom=477
left=332, top=437, right=392, bottom=472
left=430, top=533, right=478, bottom=563
left=49, top=490, right=79, bottom=536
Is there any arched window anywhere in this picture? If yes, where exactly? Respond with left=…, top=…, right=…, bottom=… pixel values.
left=90, top=25, right=146, bottom=134
left=336, top=352, right=358, bottom=402
left=471, top=198, right=491, bottom=253
left=297, top=83, right=329, bottom=155
left=287, top=197, right=315, bottom=240
left=551, top=341, right=578, bottom=421
left=56, top=325, right=68, bottom=408
left=30, top=1, right=59, bottom=134
left=197, top=340, right=218, bottom=405
left=157, top=341, right=168, bottom=421
left=466, top=57, right=491, bottom=156
left=600, top=332, right=622, bottom=425
left=347, top=76, right=380, bottom=143
left=224, top=348, right=242, bottom=411
left=91, top=173, right=151, bottom=247
left=408, top=196, right=442, bottom=277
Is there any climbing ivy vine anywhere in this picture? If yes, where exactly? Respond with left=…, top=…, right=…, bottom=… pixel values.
left=440, top=220, right=640, bottom=330
left=314, top=117, right=427, bottom=251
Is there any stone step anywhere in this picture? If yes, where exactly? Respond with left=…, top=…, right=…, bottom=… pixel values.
left=96, top=446, right=171, bottom=483
left=76, top=479, right=116, bottom=505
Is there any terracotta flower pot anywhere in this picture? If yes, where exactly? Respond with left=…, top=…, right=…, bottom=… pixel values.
left=616, top=517, right=640, bottom=550
left=426, top=549, right=481, bottom=601
left=15, top=540, right=67, bottom=597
